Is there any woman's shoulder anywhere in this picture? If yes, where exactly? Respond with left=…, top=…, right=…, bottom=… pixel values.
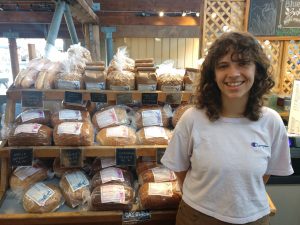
left=261, top=106, right=284, bottom=123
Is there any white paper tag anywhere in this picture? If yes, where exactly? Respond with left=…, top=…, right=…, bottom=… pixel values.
left=14, top=166, right=41, bottom=181
left=25, top=183, right=55, bottom=206
left=138, top=84, right=157, bottom=91
left=152, top=167, right=176, bottom=182
left=59, top=110, right=82, bottom=120
left=148, top=182, right=173, bottom=197
left=85, top=82, right=105, bottom=90
left=184, top=84, right=193, bottom=91
left=100, top=167, right=125, bottom=183
left=57, top=122, right=83, bottom=135
left=144, top=127, right=167, bottom=139
left=21, top=110, right=45, bottom=122
left=106, top=126, right=129, bottom=138
left=142, top=110, right=163, bottom=127
left=161, top=85, right=182, bottom=92
left=110, top=85, right=130, bottom=91
left=96, top=108, right=118, bottom=128
left=57, top=80, right=80, bottom=90
left=101, top=157, right=116, bottom=168
left=65, top=171, right=89, bottom=192
left=14, top=123, right=42, bottom=135
left=100, top=185, right=126, bottom=204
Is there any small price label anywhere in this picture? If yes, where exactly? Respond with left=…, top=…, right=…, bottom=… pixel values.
left=116, top=93, right=132, bottom=105
left=10, top=148, right=33, bottom=167
left=156, top=148, right=166, bottom=165
left=116, top=148, right=136, bottom=166
left=166, top=93, right=182, bottom=104
left=123, top=210, right=151, bottom=224
left=60, top=148, right=83, bottom=168
left=90, top=93, right=107, bottom=103
left=64, top=91, right=83, bottom=105
left=142, top=93, right=158, bottom=105
left=21, top=91, right=43, bottom=108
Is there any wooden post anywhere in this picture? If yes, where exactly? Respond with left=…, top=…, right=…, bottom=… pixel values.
left=244, top=0, right=251, bottom=31
left=8, top=38, right=19, bottom=81
left=28, top=44, right=37, bottom=60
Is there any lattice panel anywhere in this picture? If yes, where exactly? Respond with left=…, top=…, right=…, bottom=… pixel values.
left=202, top=0, right=246, bottom=56
left=280, top=40, right=300, bottom=95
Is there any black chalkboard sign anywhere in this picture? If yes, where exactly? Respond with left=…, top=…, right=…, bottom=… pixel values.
left=156, top=148, right=166, bottom=165
left=116, top=148, right=136, bottom=166
left=64, top=91, right=83, bottom=105
left=90, top=93, right=107, bottom=103
left=166, top=93, right=182, bottom=104
left=116, top=93, right=132, bottom=105
left=123, top=210, right=151, bottom=224
left=60, top=148, right=83, bottom=168
left=248, top=0, right=300, bottom=36
left=21, top=91, right=43, bottom=108
left=142, top=93, right=158, bottom=105
left=10, top=148, right=33, bottom=167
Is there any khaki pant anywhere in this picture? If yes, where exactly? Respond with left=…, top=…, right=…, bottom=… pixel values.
left=176, top=200, right=270, bottom=225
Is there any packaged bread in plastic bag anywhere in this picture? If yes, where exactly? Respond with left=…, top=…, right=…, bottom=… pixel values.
left=136, top=126, right=172, bottom=145
left=184, top=68, right=200, bottom=91
left=96, top=125, right=137, bottom=146
left=89, top=157, right=117, bottom=177
left=15, top=109, right=51, bottom=126
left=172, top=104, right=193, bottom=127
left=55, top=71, right=84, bottom=90
left=136, top=67, right=157, bottom=91
left=59, top=170, right=90, bottom=208
left=138, top=166, right=177, bottom=185
left=8, top=123, right=52, bottom=146
left=53, top=122, right=94, bottom=146
left=136, top=157, right=157, bottom=176
left=23, top=182, right=64, bottom=213
left=51, top=109, right=90, bottom=127
left=89, top=183, right=134, bottom=211
left=84, top=66, right=106, bottom=90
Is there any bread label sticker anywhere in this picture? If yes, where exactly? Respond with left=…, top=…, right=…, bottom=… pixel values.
left=100, top=167, right=125, bottom=183
left=138, top=84, right=157, bottom=91
left=25, top=183, right=55, bottom=206
left=144, top=127, right=167, bottom=139
left=101, top=185, right=125, bottom=204
left=106, top=126, right=129, bottom=138
left=57, top=122, right=83, bottom=135
left=85, top=82, right=105, bottom=90
left=14, top=123, right=42, bottom=135
left=161, top=85, right=182, bottom=92
left=101, top=157, right=116, bottom=168
left=142, top=110, right=163, bottom=127
left=148, top=182, right=173, bottom=197
left=151, top=167, right=176, bottom=182
left=14, top=166, right=42, bottom=181
left=57, top=80, right=80, bottom=90
left=65, top=171, right=89, bottom=192
left=59, top=110, right=82, bottom=120
left=21, top=110, right=45, bottom=122
left=110, top=85, right=130, bottom=91
left=96, top=108, right=118, bottom=128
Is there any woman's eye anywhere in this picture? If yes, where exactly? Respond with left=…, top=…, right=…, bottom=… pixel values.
left=216, top=64, right=227, bottom=69
left=239, top=61, right=251, bottom=66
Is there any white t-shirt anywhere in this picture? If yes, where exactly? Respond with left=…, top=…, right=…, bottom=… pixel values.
left=161, top=107, right=293, bottom=224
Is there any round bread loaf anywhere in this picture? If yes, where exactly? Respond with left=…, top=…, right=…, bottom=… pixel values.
left=157, top=73, right=183, bottom=90
left=138, top=166, right=177, bottom=184
left=134, top=106, right=169, bottom=129
left=51, top=110, right=90, bottom=127
left=136, top=126, right=172, bottom=145
left=15, top=109, right=51, bottom=126
left=136, top=160, right=157, bottom=176
left=23, top=183, right=63, bottom=213
left=172, top=104, right=193, bottom=127
left=106, top=70, right=135, bottom=90
left=89, top=157, right=117, bottom=177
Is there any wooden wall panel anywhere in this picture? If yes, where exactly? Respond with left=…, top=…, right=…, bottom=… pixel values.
left=154, top=39, right=162, bottom=64
left=170, top=39, right=178, bottom=67
left=146, top=38, right=155, bottom=59
left=162, top=38, right=170, bottom=63
left=177, top=38, right=186, bottom=68
left=185, top=39, right=194, bottom=67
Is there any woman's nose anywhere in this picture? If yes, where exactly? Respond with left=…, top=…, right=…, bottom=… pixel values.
left=228, top=64, right=241, bottom=77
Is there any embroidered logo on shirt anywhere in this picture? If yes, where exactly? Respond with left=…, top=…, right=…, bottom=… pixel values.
left=251, top=142, right=269, bottom=150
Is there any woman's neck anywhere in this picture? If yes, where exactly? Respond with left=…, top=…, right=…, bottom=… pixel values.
left=221, top=97, right=247, bottom=118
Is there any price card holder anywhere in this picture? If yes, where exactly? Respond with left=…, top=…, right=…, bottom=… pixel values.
left=166, top=93, right=182, bottom=105
left=122, top=210, right=151, bottom=224
left=142, top=93, right=158, bottom=105
left=156, top=148, right=166, bottom=165
left=116, top=93, right=132, bottom=105
left=60, top=148, right=83, bottom=168
left=64, top=91, right=83, bottom=105
left=10, top=148, right=33, bottom=167
left=90, top=93, right=107, bottom=103
left=116, top=148, right=136, bottom=166
left=21, top=91, right=43, bottom=108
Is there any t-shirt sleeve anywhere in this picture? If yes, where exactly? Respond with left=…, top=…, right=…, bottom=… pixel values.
left=265, top=114, right=294, bottom=176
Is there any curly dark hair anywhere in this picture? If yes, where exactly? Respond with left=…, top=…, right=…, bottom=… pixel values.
left=195, top=31, right=275, bottom=121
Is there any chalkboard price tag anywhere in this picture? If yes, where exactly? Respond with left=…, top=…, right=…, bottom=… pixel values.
left=166, top=93, right=182, bottom=104
left=90, top=93, right=107, bottom=103
left=156, top=148, right=166, bottom=165
left=116, top=93, right=132, bottom=105
left=123, top=210, right=151, bottom=224
left=116, top=148, right=136, bottom=166
left=10, top=148, right=33, bottom=167
left=64, top=91, right=83, bottom=105
left=21, top=91, right=43, bottom=108
left=142, top=93, right=158, bottom=105
left=60, top=148, right=83, bottom=168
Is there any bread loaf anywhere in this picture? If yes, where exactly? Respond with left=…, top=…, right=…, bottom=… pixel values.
left=139, top=182, right=181, bottom=209
left=35, top=62, right=64, bottom=89
left=184, top=68, right=200, bottom=91
left=10, top=165, right=48, bottom=193
left=106, top=70, right=135, bottom=90
left=89, top=157, right=116, bottom=177
left=134, top=106, right=170, bottom=129
left=96, top=125, right=137, bottom=146
left=59, top=170, right=90, bottom=208
left=136, top=70, right=157, bottom=91
left=8, top=123, right=52, bottom=146
left=157, top=73, right=183, bottom=91
left=172, top=104, right=193, bottom=127
left=53, top=122, right=94, bottom=146
left=90, top=184, right=134, bottom=211
left=136, top=158, right=157, bottom=176
left=23, top=183, right=64, bottom=213
left=51, top=110, right=90, bottom=127
left=55, top=72, right=84, bottom=90
left=135, top=58, right=154, bottom=63
left=15, top=109, right=51, bottom=126
left=139, top=167, right=177, bottom=184
left=136, top=126, right=172, bottom=145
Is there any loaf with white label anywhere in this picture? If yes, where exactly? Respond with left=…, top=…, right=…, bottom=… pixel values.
left=157, top=73, right=183, bottom=91
left=136, top=157, right=157, bottom=176
left=134, top=106, right=170, bottom=129
left=23, top=183, right=64, bottom=213
left=55, top=71, right=84, bottom=90
left=138, top=166, right=177, bottom=185
left=96, top=125, right=137, bottom=146
left=172, top=104, right=193, bottom=127
left=53, top=157, right=81, bottom=178
left=136, top=126, right=172, bottom=145
left=53, top=122, right=94, bottom=146
left=59, top=170, right=90, bottom=208
left=51, top=110, right=90, bottom=127
left=106, top=70, right=135, bottom=90
left=90, top=183, right=134, bottom=211
left=15, top=109, right=51, bottom=126
left=89, top=157, right=117, bottom=176
left=139, top=182, right=181, bottom=209
left=8, top=123, right=52, bottom=146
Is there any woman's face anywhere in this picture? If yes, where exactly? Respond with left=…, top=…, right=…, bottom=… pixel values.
left=214, top=51, right=256, bottom=103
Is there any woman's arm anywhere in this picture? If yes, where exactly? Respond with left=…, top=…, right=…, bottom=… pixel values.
left=175, top=171, right=188, bottom=191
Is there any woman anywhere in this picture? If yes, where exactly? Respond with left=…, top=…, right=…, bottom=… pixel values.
left=161, top=31, right=293, bottom=225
